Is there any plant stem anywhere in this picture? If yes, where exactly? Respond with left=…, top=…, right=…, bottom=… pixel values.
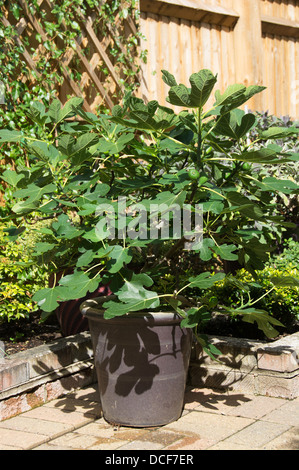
left=246, top=286, right=276, bottom=307
left=201, top=186, right=228, bottom=200
left=196, top=107, right=202, bottom=170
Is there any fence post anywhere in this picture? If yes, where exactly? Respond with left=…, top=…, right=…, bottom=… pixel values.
left=232, top=0, right=264, bottom=112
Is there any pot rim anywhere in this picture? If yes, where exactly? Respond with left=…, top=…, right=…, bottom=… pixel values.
left=80, top=296, right=185, bottom=325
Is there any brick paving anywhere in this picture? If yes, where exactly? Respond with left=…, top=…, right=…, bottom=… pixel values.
left=0, top=385, right=298, bottom=450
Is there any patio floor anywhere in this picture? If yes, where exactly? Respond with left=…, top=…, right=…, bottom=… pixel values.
left=0, top=384, right=298, bottom=451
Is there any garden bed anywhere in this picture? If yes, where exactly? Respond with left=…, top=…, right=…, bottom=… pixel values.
left=1, top=310, right=298, bottom=358
left=0, top=312, right=63, bottom=357
left=202, top=313, right=299, bottom=342
left=0, top=312, right=299, bottom=357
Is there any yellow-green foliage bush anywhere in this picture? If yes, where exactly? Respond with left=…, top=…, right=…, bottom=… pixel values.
left=206, top=240, right=299, bottom=330
left=238, top=266, right=298, bottom=327
left=0, top=222, right=49, bottom=322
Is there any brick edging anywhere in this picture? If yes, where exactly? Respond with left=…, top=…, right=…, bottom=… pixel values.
left=0, top=332, right=96, bottom=421
left=189, top=332, right=299, bottom=399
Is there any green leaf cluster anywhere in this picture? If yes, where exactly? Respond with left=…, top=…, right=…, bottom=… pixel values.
left=0, top=222, right=49, bottom=323
left=1, top=68, right=298, bottom=346
left=0, top=0, right=144, bottom=217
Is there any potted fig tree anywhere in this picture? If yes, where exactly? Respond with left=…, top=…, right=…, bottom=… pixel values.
left=1, top=69, right=298, bottom=427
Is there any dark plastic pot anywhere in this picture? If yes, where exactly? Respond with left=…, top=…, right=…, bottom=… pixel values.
left=80, top=297, right=193, bottom=427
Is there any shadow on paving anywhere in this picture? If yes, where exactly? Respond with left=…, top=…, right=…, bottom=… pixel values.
left=48, top=384, right=103, bottom=419
left=183, top=387, right=252, bottom=411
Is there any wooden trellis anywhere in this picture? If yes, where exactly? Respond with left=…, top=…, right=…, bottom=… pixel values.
left=0, top=0, right=140, bottom=112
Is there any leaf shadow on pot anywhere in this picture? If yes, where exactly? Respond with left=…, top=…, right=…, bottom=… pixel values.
left=93, top=319, right=188, bottom=399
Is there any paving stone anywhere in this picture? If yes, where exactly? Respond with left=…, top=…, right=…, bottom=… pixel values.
left=67, top=385, right=100, bottom=402
left=0, top=443, right=23, bottom=450
left=88, top=439, right=129, bottom=450
left=165, top=435, right=214, bottom=450
left=50, top=429, right=133, bottom=450
left=75, top=420, right=149, bottom=441
left=224, top=395, right=285, bottom=419
left=117, top=440, right=164, bottom=450
left=262, top=399, right=299, bottom=427
left=184, top=387, right=229, bottom=411
left=75, top=421, right=118, bottom=438
left=33, top=442, right=75, bottom=450
left=263, top=427, right=299, bottom=450
left=195, top=394, right=285, bottom=419
left=188, top=389, right=255, bottom=415
left=109, top=427, right=150, bottom=441
left=21, top=405, right=94, bottom=427
left=48, top=432, right=108, bottom=449
left=0, top=427, right=48, bottom=450
left=0, top=382, right=298, bottom=450
left=44, top=396, right=102, bottom=418
left=164, top=410, right=254, bottom=442
left=223, top=420, right=291, bottom=448
left=139, top=429, right=185, bottom=447
left=0, top=415, right=71, bottom=437
left=207, top=441, right=260, bottom=450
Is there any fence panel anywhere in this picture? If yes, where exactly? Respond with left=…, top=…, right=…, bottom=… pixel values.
left=138, top=0, right=299, bottom=118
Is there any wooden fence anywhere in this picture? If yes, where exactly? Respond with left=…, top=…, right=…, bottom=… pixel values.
left=138, top=0, right=299, bottom=119
left=0, top=0, right=298, bottom=118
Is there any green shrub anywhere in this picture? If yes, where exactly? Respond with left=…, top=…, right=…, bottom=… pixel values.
left=271, top=238, right=299, bottom=270
left=249, top=112, right=299, bottom=242
left=204, top=240, right=299, bottom=331
left=2, top=70, right=299, bottom=350
left=251, top=265, right=299, bottom=329
left=0, top=222, right=49, bottom=323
